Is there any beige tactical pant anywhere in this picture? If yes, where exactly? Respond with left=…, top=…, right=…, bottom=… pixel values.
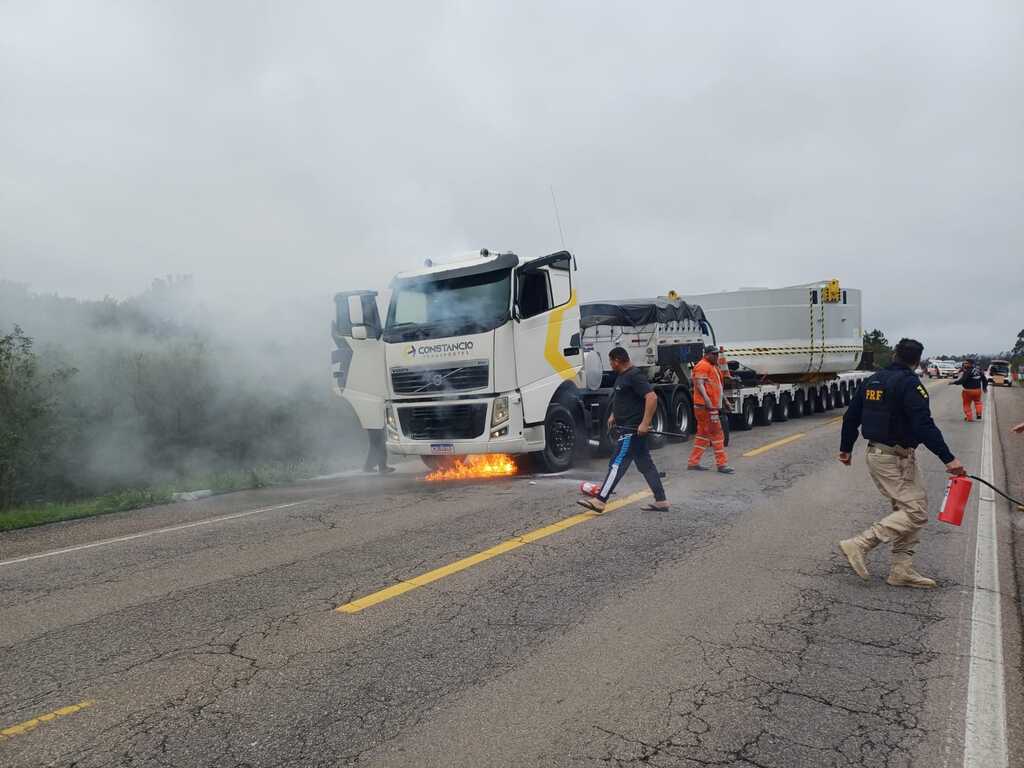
left=865, top=443, right=929, bottom=556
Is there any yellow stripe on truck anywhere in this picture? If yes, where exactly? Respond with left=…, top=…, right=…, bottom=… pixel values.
left=544, top=289, right=579, bottom=380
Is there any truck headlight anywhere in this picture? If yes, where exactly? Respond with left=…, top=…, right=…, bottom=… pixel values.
left=386, top=406, right=399, bottom=438
left=491, top=396, right=509, bottom=427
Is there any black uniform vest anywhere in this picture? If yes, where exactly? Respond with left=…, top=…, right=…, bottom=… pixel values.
left=860, top=367, right=911, bottom=445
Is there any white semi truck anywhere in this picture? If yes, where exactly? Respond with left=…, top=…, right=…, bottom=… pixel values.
left=332, top=249, right=869, bottom=471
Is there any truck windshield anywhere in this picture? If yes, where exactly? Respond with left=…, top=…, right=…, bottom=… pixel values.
left=384, top=269, right=512, bottom=342
left=990, top=362, right=1009, bottom=374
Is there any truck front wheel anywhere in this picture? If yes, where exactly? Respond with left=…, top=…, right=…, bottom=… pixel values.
left=421, top=455, right=455, bottom=472
left=533, top=403, right=577, bottom=473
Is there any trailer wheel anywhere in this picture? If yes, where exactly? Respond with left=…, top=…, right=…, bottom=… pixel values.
left=722, top=407, right=731, bottom=446
left=731, top=397, right=756, bottom=431
left=790, top=392, right=806, bottom=419
left=823, top=389, right=834, bottom=410
left=774, top=394, right=790, bottom=422
left=813, top=389, right=826, bottom=413
left=532, top=402, right=577, bottom=472
left=756, top=396, right=775, bottom=426
left=670, top=390, right=693, bottom=441
left=842, top=384, right=851, bottom=405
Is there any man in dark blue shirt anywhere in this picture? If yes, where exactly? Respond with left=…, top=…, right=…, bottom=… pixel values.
left=837, top=338, right=965, bottom=588
left=950, top=358, right=988, bottom=422
left=578, top=347, right=668, bottom=513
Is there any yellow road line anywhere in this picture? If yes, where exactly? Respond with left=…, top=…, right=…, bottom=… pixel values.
left=337, top=490, right=652, bottom=614
left=743, top=432, right=806, bottom=457
left=0, top=700, right=96, bottom=741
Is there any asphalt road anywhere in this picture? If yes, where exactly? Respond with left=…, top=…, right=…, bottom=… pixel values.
left=2, top=380, right=1022, bottom=767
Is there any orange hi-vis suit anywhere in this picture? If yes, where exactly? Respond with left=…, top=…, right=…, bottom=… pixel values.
left=962, top=388, right=983, bottom=420
left=952, top=364, right=987, bottom=421
left=689, top=358, right=728, bottom=468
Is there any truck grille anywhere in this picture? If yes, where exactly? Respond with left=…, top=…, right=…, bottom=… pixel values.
left=398, top=404, right=488, bottom=440
left=390, top=360, right=489, bottom=394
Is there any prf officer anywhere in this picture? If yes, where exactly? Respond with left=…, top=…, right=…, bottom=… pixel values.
left=838, top=338, right=965, bottom=588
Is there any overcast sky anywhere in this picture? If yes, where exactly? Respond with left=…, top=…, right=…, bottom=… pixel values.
left=1, top=1, right=1021, bottom=354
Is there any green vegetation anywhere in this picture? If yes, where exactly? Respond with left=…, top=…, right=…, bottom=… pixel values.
left=0, top=278, right=362, bottom=526
left=862, top=329, right=893, bottom=369
left=0, top=487, right=174, bottom=532
left=0, top=458, right=338, bottom=532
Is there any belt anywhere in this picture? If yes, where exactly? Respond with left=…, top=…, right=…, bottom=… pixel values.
left=867, top=442, right=914, bottom=458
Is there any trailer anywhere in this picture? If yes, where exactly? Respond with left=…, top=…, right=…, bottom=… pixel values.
left=578, top=297, right=709, bottom=453
left=719, top=370, right=870, bottom=432
left=576, top=295, right=869, bottom=450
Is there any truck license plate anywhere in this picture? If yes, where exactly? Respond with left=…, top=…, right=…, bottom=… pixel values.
left=430, top=443, right=454, bottom=455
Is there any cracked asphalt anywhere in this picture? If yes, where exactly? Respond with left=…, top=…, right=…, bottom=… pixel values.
left=2, top=383, right=1021, bottom=767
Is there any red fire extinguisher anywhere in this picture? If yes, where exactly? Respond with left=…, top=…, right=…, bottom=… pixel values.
left=939, top=476, right=973, bottom=526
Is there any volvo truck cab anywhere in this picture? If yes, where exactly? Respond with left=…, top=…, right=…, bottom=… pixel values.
left=332, top=250, right=585, bottom=471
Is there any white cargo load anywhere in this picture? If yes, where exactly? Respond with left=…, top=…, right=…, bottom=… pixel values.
left=682, top=281, right=862, bottom=379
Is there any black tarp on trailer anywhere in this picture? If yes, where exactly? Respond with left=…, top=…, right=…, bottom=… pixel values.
left=580, top=298, right=708, bottom=329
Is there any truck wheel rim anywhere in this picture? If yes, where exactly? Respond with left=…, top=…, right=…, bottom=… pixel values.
left=675, top=402, right=689, bottom=432
left=550, top=419, right=575, bottom=457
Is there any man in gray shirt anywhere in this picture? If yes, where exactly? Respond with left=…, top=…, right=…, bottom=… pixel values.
left=578, top=347, right=669, bottom=513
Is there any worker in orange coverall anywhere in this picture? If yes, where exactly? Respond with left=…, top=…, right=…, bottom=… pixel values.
left=950, top=359, right=988, bottom=421
left=688, top=346, right=733, bottom=473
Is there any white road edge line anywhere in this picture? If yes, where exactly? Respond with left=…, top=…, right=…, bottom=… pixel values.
left=962, top=389, right=1008, bottom=767
left=0, top=500, right=312, bottom=568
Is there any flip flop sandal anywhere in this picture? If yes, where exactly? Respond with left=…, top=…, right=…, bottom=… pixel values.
left=576, top=498, right=606, bottom=514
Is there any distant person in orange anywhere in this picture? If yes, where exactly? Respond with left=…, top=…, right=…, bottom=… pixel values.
left=688, top=346, right=733, bottom=473
left=950, top=359, right=987, bottom=422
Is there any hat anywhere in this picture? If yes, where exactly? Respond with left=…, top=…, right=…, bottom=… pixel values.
left=704, top=345, right=720, bottom=355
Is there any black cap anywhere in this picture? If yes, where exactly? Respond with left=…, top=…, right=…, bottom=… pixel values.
left=704, top=345, right=720, bottom=355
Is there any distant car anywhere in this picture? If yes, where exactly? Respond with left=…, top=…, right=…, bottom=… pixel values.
left=987, top=359, right=1012, bottom=387
left=933, top=360, right=959, bottom=378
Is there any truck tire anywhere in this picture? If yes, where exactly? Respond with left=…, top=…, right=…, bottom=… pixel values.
left=649, top=396, right=669, bottom=450
left=670, top=390, right=693, bottom=441
left=813, top=390, right=826, bottom=413
left=790, top=392, right=806, bottom=419
left=421, top=455, right=455, bottom=472
left=823, top=389, right=834, bottom=410
left=722, top=408, right=731, bottom=446
left=731, top=397, right=756, bottom=431
left=841, top=384, right=851, bottom=406
left=533, top=402, right=577, bottom=473
left=592, top=399, right=616, bottom=456
left=774, top=395, right=790, bottom=422
left=756, top=396, right=775, bottom=426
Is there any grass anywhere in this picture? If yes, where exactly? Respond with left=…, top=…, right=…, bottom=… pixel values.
left=0, top=458, right=340, bottom=533
left=0, top=487, right=175, bottom=532
left=184, top=459, right=332, bottom=494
